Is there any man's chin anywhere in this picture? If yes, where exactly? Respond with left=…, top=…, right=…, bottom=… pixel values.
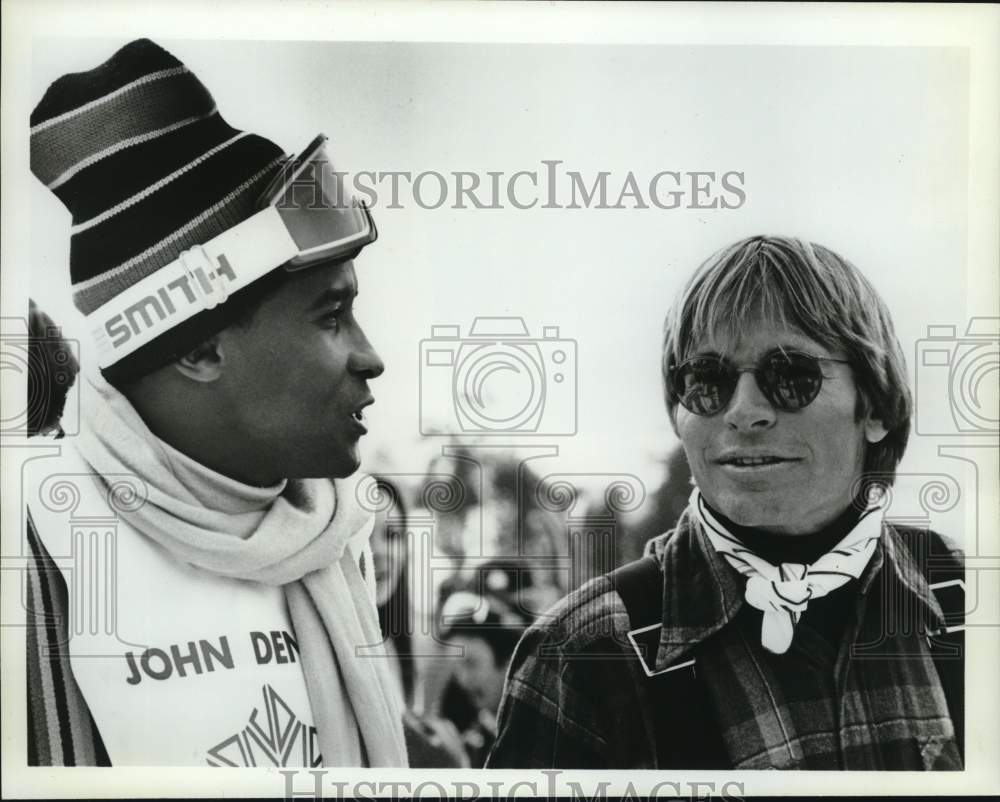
left=281, top=447, right=361, bottom=480
left=708, top=490, right=787, bottom=529
left=327, top=447, right=362, bottom=479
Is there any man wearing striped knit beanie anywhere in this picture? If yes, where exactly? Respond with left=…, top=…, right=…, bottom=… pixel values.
left=26, top=39, right=409, bottom=767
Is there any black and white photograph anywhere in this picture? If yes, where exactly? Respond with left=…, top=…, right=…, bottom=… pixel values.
left=2, top=1, right=998, bottom=798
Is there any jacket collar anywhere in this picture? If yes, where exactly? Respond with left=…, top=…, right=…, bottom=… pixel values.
left=645, top=508, right=946, bottom=672
left=645, top=507, right=743, bottom=670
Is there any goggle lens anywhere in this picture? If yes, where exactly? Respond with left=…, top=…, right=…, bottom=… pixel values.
left=259, top=135, right=377, bottom=270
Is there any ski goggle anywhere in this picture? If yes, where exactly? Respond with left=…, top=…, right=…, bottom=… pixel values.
left=88, top=134, right=377, bottom=368
left=256, top=133, right=377, bottom=269
left=668, top=349, right=851, bottom=416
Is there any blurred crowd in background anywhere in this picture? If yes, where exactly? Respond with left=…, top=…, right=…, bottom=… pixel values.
left=367, top=446, right=693, bottom=767
left=24, top=300, right=694, bottom=768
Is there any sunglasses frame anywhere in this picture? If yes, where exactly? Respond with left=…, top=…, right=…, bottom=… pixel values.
left=669, top=348, right=851, bottom=416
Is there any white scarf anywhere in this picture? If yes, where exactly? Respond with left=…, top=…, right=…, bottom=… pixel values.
left=692, top=488, right=883, bottom=654
left=74, top=370, right=408, bottom=766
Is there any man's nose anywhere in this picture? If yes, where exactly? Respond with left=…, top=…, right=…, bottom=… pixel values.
left=723, top=372, right=776, bottom=431
left=349, top=328, right=385, bottom=379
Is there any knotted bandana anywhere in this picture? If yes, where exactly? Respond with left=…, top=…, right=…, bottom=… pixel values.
left=692, top=488, right=883, bottom=654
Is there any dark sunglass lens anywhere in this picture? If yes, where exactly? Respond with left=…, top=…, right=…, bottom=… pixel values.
left=677, top=357, right=733, bottom=415
left=762, top=352, right=823, bottom=409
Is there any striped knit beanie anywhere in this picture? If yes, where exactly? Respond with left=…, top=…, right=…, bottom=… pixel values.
left=30, top=39, right=288, bottom=385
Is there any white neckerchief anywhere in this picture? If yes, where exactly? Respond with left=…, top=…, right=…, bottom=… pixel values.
left=691, top=488, right=883, bottom=654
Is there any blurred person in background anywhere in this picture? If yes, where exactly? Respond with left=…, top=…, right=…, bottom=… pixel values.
left=370, top=477, right=468, bottom=768
left=418, top=451, right=568, bottom=729
left=419, top=453, right=566, bottom=728
left=431, top=451, right=566, bottom=618
left=438, top=569, right=533, bottom=767
left=370, top=476, right=415, bottom=705
left=27, top=299, right=80, bottom=438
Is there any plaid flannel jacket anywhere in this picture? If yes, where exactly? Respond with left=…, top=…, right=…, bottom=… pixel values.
left=485, top=509, right=963, bottom=770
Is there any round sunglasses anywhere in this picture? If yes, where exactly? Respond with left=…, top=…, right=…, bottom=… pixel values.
left=669, top=349, right=851, bottom=416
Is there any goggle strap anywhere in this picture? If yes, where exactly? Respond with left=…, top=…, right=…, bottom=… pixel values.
left=87, top=205, right=299, bottom=368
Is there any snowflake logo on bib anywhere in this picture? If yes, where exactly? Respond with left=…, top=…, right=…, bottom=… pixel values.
left=205, top=684, right=321, bottom=767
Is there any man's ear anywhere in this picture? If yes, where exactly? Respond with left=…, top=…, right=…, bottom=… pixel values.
left=864, top=416, right=889, bottom=444
left=667, top=403, right=680, bottom=437
left=173, top=336, right=224, bottom=383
